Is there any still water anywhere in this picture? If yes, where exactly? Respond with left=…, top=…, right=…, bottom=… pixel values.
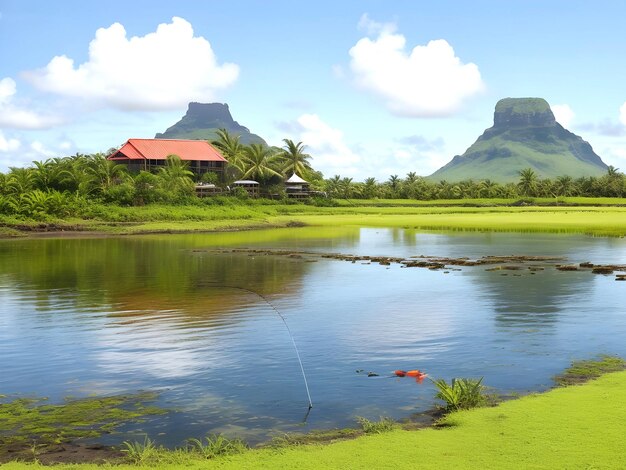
left=1, top=227, right=626, bottom=445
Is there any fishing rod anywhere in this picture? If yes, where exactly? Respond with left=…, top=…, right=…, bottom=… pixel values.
left=205, top=283, right=313, bottom=412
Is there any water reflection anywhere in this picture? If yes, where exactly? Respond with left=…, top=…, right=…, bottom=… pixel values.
left=1, top=229, right=626, bottom=445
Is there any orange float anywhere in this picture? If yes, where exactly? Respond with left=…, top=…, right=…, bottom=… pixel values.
left=394, top=370, right=407, bottom=377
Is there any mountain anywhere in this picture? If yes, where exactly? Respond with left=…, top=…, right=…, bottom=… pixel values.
left=155, top=102, right=267, bottom=145
left=429, top=98, right=608, bottom=182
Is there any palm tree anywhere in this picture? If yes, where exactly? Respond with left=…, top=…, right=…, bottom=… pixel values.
left=85, top=154, right=127, bottom=193
left=363, top=177, right=378, bottom=199
left=517, top=168, right=538, bottom=196
left=158, top=155, right=195, bottom=199
left=280, top=139, right=312, bottom=178
left=405, top=172, right=418, bottom=184
left=7, top=167, right=36, bottom=194
left=555, top=175, right=575, bottom=197
left=240, top=144, right=282, bottom=184
left=212, top=129, right=247, bottom=177
left=325, top=175, right=342, bottom=198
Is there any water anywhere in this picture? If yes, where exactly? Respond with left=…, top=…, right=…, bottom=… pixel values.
left=1, top=228, right=626, bottom=445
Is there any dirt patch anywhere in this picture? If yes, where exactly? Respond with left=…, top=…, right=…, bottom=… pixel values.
left=1, top=443, right=123, bottom=465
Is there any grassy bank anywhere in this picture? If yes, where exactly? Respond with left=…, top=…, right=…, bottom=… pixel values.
left=4, top=199, right=626, bottom=237
left=4, top=369, right=626, bottom=469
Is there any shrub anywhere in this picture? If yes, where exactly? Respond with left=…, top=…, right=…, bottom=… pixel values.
left=432, top=377, right=487, bottom=412
left=187, top=434, right=247, bottom=459
left=355, top=416, right=396, bottom=434
left=121, top=436, right=159, bottom=464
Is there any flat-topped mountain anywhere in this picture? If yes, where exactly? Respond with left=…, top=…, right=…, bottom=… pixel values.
left=155, top=102, right=267, bottom=145
left=429, top=98, right=608, bottom=182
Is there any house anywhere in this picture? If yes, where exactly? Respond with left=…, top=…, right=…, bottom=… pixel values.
left=107, top=139, right=227, bottom=178
left=285, top=173, right=311, bottom=198
left=232, top=180, right=260, bottom=198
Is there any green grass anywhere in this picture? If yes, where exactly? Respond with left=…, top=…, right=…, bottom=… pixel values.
left=5, top=199, right=626, bottom=237
left=4, top=370, right=626, bottom=469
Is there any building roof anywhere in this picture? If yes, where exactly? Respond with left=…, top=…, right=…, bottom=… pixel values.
left=285, top=173, right=309, bottom=184
left=233, top=180, right=260, bottom=185
left=108, top=139, right=227, bottom=162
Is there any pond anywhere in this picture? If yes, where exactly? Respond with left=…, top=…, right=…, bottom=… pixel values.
left=1, top=227, right=626, bottom=445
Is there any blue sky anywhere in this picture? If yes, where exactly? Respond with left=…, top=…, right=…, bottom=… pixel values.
left=1, top=0, right=625, bottom=180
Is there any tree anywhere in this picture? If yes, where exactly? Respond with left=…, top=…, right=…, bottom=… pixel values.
left=212, top=129, right=247, bottom=179
left=555, top=175, right=575, bottom=197
left=85, top=154, right=127, bottom=194
left=240, top=144, right=282, bottom=184
left=280, top=139, right=312, bottom=178
left=157, top=155, right=195, bottom=201
left=517, top=168, right=538, bottom=196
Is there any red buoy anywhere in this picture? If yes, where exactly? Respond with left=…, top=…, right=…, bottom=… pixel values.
left=394, top=370, right=407, bottom=377
left=406, top=370, right=421, bottom=377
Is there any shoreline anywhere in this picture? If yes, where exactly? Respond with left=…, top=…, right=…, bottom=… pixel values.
left=2, top=357, right=623, bottom=466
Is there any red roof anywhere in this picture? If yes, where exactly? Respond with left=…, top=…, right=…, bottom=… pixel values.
left=108, top=139, right=227, bottom=162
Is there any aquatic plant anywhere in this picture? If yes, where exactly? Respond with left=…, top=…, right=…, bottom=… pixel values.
left=432, top=377, right=487, bottom=412
left=121, top=436, right=159, bottom=464
left=355, top=416, right=396, bottom=434
left=186, top=434, right=248, bottom=459
left=553, top=355, right=626, bottom=386
left=0, top=392, right=165, bottom=455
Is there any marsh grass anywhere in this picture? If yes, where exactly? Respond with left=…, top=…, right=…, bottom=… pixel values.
left=553, top=355, right=626, bottom=386
left=356, top=416, right=397, bottom=434
left=186, top=434, right=247, bottom=459
left=121, top=436, right=158, bottom=464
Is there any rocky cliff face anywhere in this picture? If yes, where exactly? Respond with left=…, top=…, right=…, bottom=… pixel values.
left=155, top=102, right=267, bottom=145
left=429, top=98, right=608, bottom=183
left=493, top=98, right=556, bottom=128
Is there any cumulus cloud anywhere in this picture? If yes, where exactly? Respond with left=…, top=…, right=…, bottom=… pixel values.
left=552, top=104, right=575, bottom=128
left=0, top=77, right=64, bottom=129
left=295, top=114, right=361, bottom=175
left=349, top=19, right=484, bottom=117
left=24, top=17, right=238, bottom=111
left=0, top=131, right=21, bottom=153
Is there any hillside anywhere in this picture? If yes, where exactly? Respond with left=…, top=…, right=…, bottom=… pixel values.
left=155, top=102, right=267, bottom=145
left=429, top=98, right=608, bottom=182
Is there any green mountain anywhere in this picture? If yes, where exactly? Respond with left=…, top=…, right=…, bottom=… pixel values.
left=155, top=102, right=267, bottom=145
left=429, top=98, right=608, bottom=182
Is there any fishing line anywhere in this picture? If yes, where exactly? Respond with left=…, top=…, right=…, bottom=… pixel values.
left=205, top=283, right=313, bottom=411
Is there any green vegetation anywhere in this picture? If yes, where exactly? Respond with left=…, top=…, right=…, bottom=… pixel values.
left=4, top=370, right=626, bottom=469
left=431, top=98, right=607, bottom=182
left=0, top=393, right=165, bottom=455
left=355, top=416, right=397, bottom=434
left=431, top=377, right=488, bottom=412
left=155, top=102, right=267, bottom=145
left=494, top=97, right=550, bottom=114
left=553, top=355, right=626, bottom=386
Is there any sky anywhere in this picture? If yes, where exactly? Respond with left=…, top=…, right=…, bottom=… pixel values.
left=1, top=0, right=625, bottom=180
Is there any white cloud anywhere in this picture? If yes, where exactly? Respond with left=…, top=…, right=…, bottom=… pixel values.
left=0, top=77, right=64, bottom=129
left=349, top=21, right=484, bottom=117
left=620, top=102, right=626, bottom=126
left=294, top=114, right=362, bottom=176
left=24, top=17, right=239, bottom=111
left=552, top=104, right=575, bottom=128
left=0, top=131, right=21, bottom=153
left=357, top=13, right=397, bottom=36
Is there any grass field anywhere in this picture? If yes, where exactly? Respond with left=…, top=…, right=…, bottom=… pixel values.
left=4, top=199, right=626, bottom=237
left=4, top=370, right=626, bottom=469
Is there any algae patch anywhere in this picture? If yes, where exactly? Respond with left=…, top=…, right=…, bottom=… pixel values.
left=0, top=392, right=166, bottom=455
left=553, top=355, right=626, bottom=386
